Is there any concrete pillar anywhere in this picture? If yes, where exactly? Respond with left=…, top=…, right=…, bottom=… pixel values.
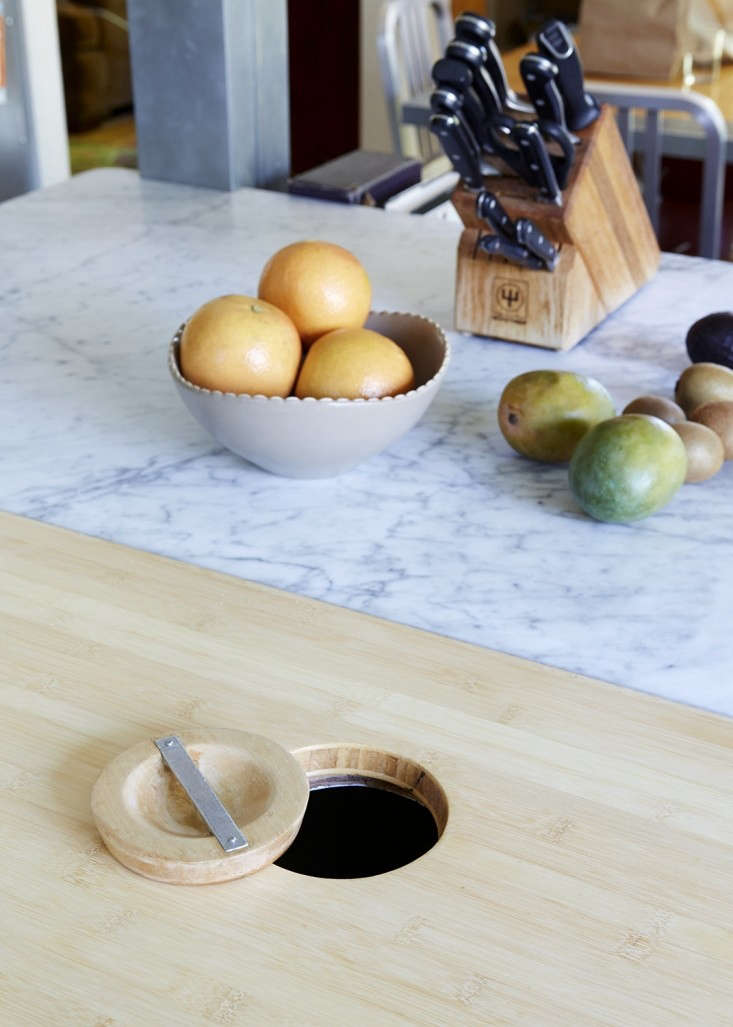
left=127, top=0, right=290, bottom=191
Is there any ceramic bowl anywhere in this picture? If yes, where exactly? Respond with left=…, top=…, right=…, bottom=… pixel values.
left=168, top=310, right=450, bottom=478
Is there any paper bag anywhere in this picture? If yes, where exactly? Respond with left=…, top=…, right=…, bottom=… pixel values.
left=578, top=0, right=695, bottom=78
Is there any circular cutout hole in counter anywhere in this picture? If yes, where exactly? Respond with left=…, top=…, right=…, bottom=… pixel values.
left=275, top=745, right=448, bottom=879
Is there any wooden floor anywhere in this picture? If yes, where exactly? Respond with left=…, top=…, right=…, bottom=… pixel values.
left=68, top=112, right=137, bottom=176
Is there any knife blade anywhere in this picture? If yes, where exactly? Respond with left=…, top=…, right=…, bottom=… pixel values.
left=454, top=11, right=534, bottom=115
left=511, top=121, right=562, bottom=205
left=429, top=112, right=484, bottom=192
left=536, top=19, right=600, bottom=132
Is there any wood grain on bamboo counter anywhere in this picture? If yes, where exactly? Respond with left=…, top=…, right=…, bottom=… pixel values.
left=2, top=511, right=733, bottom=1025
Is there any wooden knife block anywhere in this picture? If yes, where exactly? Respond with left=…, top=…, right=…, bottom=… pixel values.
left=453, top=106, right=660, bottom=350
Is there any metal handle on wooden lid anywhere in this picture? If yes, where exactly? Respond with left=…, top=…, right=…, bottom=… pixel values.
left=154, top=735, right=249, bottom=852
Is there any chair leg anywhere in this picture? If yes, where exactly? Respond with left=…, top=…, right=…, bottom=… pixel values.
left=642, top=110, right=662, bottom=237
left=616, top=108, right=633, bottom=153
left=696, top=112, right=725, bottom=259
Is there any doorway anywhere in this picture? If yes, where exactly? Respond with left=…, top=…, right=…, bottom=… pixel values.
left=56, top=1, right=136, bottom=175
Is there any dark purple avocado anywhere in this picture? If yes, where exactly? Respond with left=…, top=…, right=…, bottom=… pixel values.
left=686, top=313, right=733, bottom=369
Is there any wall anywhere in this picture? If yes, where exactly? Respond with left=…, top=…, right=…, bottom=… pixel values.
left=20, top=0, right=68, bottom=187
left=360, top=0, right=392, bottom=153
left=0, top=0, right=68, bottom=202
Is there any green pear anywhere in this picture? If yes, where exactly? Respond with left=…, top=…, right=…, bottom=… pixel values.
left=498, top=370, right=615, bottom=462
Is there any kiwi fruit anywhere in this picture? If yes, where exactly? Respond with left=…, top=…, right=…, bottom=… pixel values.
left=674, top=362, right=733, bottom=414
left=622, top=395, right=686, bottom=424
left=686, top=312, right=733, bottom=369
left=689, top=401, right=733, bottom=460
left=672, top=422, right=725, bottom=482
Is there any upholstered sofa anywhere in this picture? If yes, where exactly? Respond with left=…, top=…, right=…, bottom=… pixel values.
left=57, top=0, right=131, bottom=132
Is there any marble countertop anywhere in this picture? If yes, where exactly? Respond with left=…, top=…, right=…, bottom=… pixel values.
left=3, top=169, right=732, bottom=714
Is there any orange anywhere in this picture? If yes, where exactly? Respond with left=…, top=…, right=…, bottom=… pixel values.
left=295, top=328, right=414, bottom=400
left=257, top=240, right=371, bottom=347
left=179, top=294, right=301, bottom=396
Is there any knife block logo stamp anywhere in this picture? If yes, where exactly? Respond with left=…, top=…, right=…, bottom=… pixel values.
left=493, top=279, right=528, bottom=323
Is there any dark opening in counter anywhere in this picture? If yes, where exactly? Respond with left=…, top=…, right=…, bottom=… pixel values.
left=275, top=745, right=448, bottom=879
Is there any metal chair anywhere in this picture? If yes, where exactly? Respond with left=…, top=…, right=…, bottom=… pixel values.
left=591, top=83, right=727, bottom=259
left=376, top=9, right=726, bottom=250
left=377, top=0, right=453, bottom=162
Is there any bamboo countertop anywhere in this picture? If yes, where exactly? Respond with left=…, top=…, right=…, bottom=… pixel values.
left=3, top=511, right=733, bottom=1025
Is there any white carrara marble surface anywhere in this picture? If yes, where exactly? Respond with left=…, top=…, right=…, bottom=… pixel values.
left=2, top=169, right=732, bottom=713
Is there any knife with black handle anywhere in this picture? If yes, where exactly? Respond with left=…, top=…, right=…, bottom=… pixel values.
left=512, top=121, right=562, bottom=205
left=514, top=217, right=559, bottom=270
left=429, top=84, right=485, bottom=158
left=431, top=71, right=528, bottom=179
left=537, top=119, right=575, bottom=189
left=536, top=19, right=600, bottom=132
left=454, top=11, right=534, bottom=115
left=430, top=87, right=496, bottom=178
left=478, top=233, right=547, bottom=270
left=430, top=85, right=463, bottom=118
left=479, top=113, right=538, bottom=180
left=429, top=112, right=485, bottom=192
left=444, top=40, right=513, bottom=133
left=518, top=53, right=576, bottom=187
left=519, top=53, right=566, bottom=129
left=438, top=43, right=527, bottom=175
left=432, top=57, right=502, bottom=150
left=476, top=190, right=558, bottom=270
left=431, top=56, right=473, bottom=93
left=476, top=190, right=517, bottom=241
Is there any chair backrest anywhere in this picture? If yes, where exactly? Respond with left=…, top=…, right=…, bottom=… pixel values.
left=377, top=0, right=453, bottom=162
left=591, top=83, right=726, bottom=260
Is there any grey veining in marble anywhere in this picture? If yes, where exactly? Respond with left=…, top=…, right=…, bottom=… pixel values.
left=2, top=169, right=732, bottom=714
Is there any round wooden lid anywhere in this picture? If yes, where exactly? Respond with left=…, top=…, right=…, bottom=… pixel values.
left=91, top=728, right=310, bottom=884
